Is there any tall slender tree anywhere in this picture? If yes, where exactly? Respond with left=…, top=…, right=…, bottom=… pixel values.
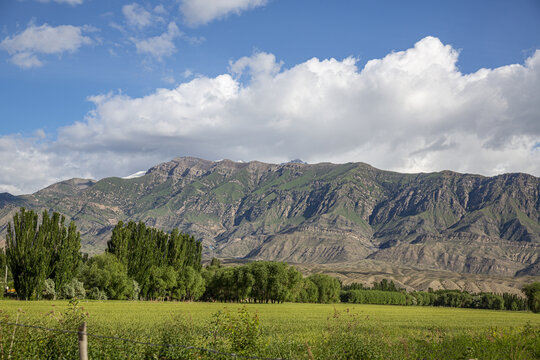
left=0, top=248, right=7, bottom=298
left=522, top=282, right=540, bottom=313
left=107, top=220, right=130, bottom=266
left=48, top=214, right=82, bottom=294
left=6, top=208, right=50, bottom=299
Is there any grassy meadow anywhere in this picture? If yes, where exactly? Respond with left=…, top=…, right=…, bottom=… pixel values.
left=1, top=300, right=539, bottom=359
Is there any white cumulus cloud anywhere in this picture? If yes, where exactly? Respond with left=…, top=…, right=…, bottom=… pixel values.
left=131, top=22, right=181, bottom=59
left=180, top=0, right=269, bottom=27
left=0, top=23, right=92, bottom=68
left=10, top=52, right=43, bottom=68
left=1, top=36, right=539, bottom=194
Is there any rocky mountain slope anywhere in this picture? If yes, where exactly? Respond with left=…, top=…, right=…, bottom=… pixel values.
left=0, top=157, right=538, bottom=278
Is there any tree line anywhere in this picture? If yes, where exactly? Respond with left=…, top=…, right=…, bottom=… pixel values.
left=340, top=288, right=529, bottom=311
left=201, top=259, right=341, bottom=303
left=340, top=280, right=530, bottom=311
left=1, top=208, right=539, bottom=313
left=0, top=209, right=205, bottom=301
left=1, top=209, right=341, bottom=303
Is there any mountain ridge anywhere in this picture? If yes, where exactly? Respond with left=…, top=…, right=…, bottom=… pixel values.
left=0, top=157, right=538, bottom=280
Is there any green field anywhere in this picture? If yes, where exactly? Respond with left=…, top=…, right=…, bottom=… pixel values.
left=1, top=300, right=539, bottom=359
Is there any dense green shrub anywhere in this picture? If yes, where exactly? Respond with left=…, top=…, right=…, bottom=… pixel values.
left=42, top=278, right=56, bottom=300
left=131, top=280, right=140, bottom=300
left=0, top=299, right=88, bottom=359
left=80, top=253, right=133, bottom=300
left=88, top=286, right=108, bottom=300
left=61, top=278, right=86, bottom=299
left=209, top=307, right=262, bottom=353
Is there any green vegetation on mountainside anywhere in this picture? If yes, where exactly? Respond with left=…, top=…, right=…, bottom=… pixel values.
left=0, top=157, right=538, bottom=277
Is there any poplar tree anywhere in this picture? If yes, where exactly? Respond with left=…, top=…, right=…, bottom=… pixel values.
left=107, top=220, right=130, bottom=266
left=47, top=214, right=82, bottom=294
left=6, top=208, right=50, bottom=299
left=522, top=282, right=540, bottom=313
left=107, top=221, right=203, bottom=300
left=6, top=208, right=82, bottom=300
left=0, top=248, right=7, bottom=299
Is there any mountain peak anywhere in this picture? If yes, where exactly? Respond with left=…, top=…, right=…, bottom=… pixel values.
left=281, top=159, right=308, bottom=165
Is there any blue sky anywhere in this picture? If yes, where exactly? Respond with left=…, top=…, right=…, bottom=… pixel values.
left=0, top=0, right=539, bottom=194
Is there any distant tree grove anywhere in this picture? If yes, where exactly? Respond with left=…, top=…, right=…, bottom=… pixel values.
left=202, top=261, right=340, bottom=303
left=1, top=208, right=538, bottom=312
left=340, top=288, right=528, bottom=311
left=340, top=280, right=530, bottom=311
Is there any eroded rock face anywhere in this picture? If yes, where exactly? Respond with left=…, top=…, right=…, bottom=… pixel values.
left=0, top=157, right=538, bottom=277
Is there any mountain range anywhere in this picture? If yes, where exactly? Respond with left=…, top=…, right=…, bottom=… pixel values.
left=0, top=157, right=539, bottom=285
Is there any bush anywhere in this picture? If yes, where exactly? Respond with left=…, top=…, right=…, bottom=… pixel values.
left=42, top=278, right=56, bottom=300
left=131, top=280, right=140, bottom=300
left=40, top=299, right=88, bottom=359
left=61, top=278, right=86, bottom=299
left=209, top=306, right=261, bottom=353
left=88, top=287, right=108, bottom=300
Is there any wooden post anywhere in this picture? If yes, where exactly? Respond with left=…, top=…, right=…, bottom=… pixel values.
left=78, top=322, right=88, bottom=360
